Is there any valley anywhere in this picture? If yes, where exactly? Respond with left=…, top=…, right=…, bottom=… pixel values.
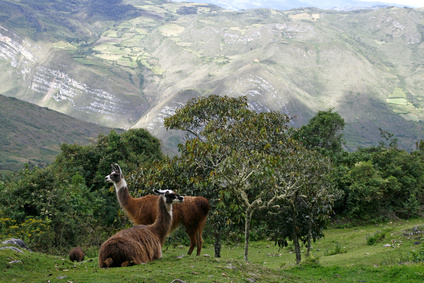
left=1, top=0, right=424, bottom=155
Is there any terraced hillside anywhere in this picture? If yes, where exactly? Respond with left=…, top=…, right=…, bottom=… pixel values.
left=1, top=0, right=424, bottom=153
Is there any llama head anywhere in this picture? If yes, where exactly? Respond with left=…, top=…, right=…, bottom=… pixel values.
left=105, top=163, right=124, bottom=184
left=153, top=189, right=184, bottom=204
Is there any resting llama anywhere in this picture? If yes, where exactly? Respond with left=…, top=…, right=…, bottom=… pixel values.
left=98, top=189, right=184, bottom=268
left=105, top=163, right=209, bottom=255
left=69, top=246, right=84, bottom=262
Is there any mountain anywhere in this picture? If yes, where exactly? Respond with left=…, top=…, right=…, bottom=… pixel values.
left=1, top=0, right=424, bottom=154
left=0, top=94, right=122, bottom=173
left=170, top=0, right=420, bottom=11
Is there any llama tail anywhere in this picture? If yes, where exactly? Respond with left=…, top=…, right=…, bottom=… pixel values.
left=197, top=197, right=210, bottom=215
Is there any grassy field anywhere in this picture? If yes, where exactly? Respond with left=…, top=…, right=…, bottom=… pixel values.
left=1, top=218, right=423, bottom=282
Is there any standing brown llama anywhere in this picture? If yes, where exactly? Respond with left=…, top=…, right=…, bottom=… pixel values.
left=105, top=163, right=209, bottom=256
left=98, top=189, right=184, bottom=268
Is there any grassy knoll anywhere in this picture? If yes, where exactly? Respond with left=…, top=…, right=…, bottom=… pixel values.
left=1, top=219, right=423, bottom=282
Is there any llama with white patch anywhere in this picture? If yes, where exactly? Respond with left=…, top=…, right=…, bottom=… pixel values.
left=98, top=188, right=183, bottom=268
left=105, top=163, right=209, bottom=256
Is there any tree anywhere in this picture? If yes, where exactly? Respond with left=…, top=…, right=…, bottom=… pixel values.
left=163, top=95, right=255, bottom=257
left=54, top=128, right=163, bottom=191
left=332, top=144, right=424, bottom=221
left=294, top=108, right=345, bottom=154
left=164, top=94, right=340, bottom=262
left=269, top=149, right=339, bottom=264
left=165, top=95, right=317, bottom=261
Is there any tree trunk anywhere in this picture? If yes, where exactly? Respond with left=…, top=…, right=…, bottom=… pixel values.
left=292, top=205, right=301, bottom=264
left=244, top=210, right=253, bottom=261
left=306, top=211, right=313, bottom=257
left=214, top=230, right=221, bottom=258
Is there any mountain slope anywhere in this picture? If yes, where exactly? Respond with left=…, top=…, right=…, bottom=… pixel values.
left=0, top=94, right=122, bottom=172
left=0, top=0, right=424, bottom=153
left=170, top=0, right=420, bottom=11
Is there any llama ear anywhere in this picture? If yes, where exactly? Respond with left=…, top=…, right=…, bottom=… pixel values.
left=153, top=189, right=169, bottom=195
left=112, top=163, right=121, bottom=173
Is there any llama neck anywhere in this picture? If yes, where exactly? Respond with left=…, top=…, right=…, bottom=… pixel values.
left=115, top=180, right=133, bottom=209
left=151, top=197, right=172, bottom=245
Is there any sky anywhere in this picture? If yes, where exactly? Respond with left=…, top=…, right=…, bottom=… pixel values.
left=359, top=0, right=423, bottom=7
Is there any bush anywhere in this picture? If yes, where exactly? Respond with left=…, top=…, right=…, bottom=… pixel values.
left=324, top=243, right=347, bottom=256
left=366, top=230, right=387, bottom=245
left=302, top=255, right=321, bottom=267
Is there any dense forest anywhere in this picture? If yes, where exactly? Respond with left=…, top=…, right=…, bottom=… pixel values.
left=1, top=95, right=423, bottom=264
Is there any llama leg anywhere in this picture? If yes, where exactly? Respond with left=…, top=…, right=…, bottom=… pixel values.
left=121, top=261, right=131, bottom=267
left=195, top=218, right=207, bottom=255
left=195, top=230, right=203, bottom=256
left=186, top=229, right=197, bottom=255
left=103, top=258, right=114, bottom=267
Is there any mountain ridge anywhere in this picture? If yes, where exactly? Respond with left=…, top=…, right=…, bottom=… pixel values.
left=0, top=94, right=122, bottom=172
left=169, top=0, right=421, bottom=11
left=1, top=0, right=423, bottom=154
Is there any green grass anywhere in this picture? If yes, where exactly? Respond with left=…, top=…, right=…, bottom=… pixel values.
left=1, top=219, right=423, bottom=282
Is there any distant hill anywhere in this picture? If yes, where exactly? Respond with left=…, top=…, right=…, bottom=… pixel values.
left=170, top=0, right=419, bottom=11
left=0, top=94, right=122, bottom=173
left=1, top=0, right=424, bottom=154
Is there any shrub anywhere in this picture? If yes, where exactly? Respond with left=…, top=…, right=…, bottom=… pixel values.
left=302, top=255, right=321, bottom=267
left=324, top=242, right=347, bottom=256
left=366, top=230, right=387, bottom=245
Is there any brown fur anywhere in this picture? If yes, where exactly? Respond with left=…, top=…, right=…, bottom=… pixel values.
left=69, top=246, right=84, bottom=262
left=106, top=163, right=210, bottom=256
left=117, top=188, right=209, bottom=255
left=99, top=193, right=179, bottom=268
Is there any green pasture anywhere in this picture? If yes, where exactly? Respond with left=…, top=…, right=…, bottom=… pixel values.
left=1, top=218, right=423, bottom=282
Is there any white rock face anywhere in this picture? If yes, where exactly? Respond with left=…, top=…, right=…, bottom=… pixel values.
left=0, top=28, right=141, bottom=129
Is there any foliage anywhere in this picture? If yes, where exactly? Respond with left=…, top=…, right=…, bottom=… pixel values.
left=0, top=129, right=163, bottom=253
left=54, top=129, right=163, bottom=192
left=366, top=230, right=388, bottom=245
left=268, top=149, right=340, bottom=263
left=164, top=95, right=338, bottom=263
left=294, top=108, right=345, bottom=155
left=0, top=216, right=53, bottom=251
left=0, top=166, right=101, bottom=252
left=332, top=143, right=424, bottom=221
left=324, top=242, right=347, bottom=256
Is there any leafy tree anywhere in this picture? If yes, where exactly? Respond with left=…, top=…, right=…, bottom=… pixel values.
left=163, top=95, right=254, bottom=257
left=54, top=129, right=163, bottom=191
left=269, top=149, right=338, bottom=264
left=332, top=143, right=424, bottom=221
left=165, top=94, right=250, bottom=141
left=378, top=128, right=398, bottom=149
left=294, top=108, right=345, bottom=155
left=164, top=94, right=337, bottom=262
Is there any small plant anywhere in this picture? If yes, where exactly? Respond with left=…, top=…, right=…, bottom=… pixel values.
left=324, top=242, right=347, bottom=256
left=380, top=252, right=412, bottom=265
left=410, top=243, right=424, bottom=262
left=302, top=255, right=321, bottom=267
left=366, top=230, right=387, bottom=245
